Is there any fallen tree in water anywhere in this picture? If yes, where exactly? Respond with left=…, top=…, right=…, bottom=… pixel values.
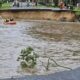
left=17, top=46, right=72, bottom=73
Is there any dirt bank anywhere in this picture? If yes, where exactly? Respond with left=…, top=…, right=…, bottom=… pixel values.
left=0, top=10, right=75, bottom=21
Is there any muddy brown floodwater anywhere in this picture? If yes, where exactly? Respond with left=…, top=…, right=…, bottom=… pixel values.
left=0, top=20, right=80, bottom=79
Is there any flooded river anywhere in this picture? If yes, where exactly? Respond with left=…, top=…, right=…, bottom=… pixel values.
left=0, top=21, right=80, bottom=79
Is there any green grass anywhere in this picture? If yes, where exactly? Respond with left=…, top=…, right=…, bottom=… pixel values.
left=73, top=7, right=80, bottom=11
left=73, top=7, right=80, bottom=15
left=1, top=3, right=12, bottom=9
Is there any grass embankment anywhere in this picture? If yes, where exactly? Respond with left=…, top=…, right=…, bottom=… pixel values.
left=1, top=3, right=12, bottom=9
left=73, top=7, right=80, bottom=15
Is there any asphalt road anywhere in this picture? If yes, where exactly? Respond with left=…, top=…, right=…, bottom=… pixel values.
left=11, top=7, right=70, bottom=11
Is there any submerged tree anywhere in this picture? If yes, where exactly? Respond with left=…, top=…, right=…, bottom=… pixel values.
left=17, top=47, right=38, bottom=68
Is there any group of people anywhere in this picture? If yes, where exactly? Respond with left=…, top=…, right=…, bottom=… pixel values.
left=4, top=18, right=16, bottom=25
left=58, top=1, right=74, bottom=10
left=0, top=17, right=16, bottom=25
left=58, top=1, right=65, bottom=9
left=5, top=18, right=14, bottom=23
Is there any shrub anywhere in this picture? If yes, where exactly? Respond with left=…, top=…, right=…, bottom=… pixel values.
left=17, top=47, right=38, bottom=68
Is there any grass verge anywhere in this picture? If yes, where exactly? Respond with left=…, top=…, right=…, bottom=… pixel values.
left=1, top=3, right=12, bottom=9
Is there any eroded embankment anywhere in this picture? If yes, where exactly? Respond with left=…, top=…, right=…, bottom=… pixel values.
left=0, top=9, right=76, bottom=21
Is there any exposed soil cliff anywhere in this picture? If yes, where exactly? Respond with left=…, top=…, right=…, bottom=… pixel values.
left=0, top=10, right=76, bottom=21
